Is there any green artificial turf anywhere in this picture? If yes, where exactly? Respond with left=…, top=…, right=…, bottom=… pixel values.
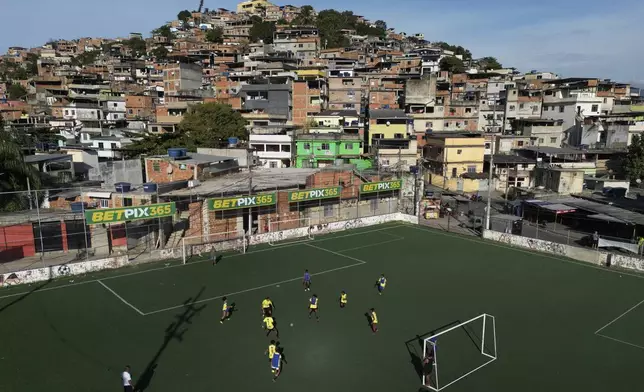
left=1, top=223, right=643, bottom=392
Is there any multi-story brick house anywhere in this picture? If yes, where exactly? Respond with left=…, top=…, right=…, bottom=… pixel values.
left=144, top=152, right=239, bottom=184
left=125, top=94, right=154, bottom=120
left=292, top=76, right=326, bottom=125
left=163, top=63, right=203, bottom=96
left=273, top=26, right=320, bottom=62
left=327, top=76, right=362, bottom=113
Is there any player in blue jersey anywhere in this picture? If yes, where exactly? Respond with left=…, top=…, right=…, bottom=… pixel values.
left=271, top=348, right=287, bottom=381
left=303, top=269, right=311, bottom=291
left=376, top=274, right=387, bottom=295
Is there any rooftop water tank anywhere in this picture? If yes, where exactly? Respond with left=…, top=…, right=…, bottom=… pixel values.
left=228, top=137, right=238, bottom=147
left=70, top=202, right=87, bottom=213
left=143, top=183, right=158, bottom=193
left=168, top=148, right=187, bottom=158
left=114, top=182, right=132, bottom=193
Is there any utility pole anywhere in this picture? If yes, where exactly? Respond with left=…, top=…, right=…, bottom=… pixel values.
left=247, top=147, right=253, bottom=237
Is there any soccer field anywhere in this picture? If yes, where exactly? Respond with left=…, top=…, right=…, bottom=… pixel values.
left=1, top=223, right=643, bottom=392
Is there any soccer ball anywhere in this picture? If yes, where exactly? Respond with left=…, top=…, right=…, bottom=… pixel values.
left=290, top=323, right=294, bottom=327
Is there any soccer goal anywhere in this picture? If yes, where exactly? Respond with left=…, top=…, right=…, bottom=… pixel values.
left=267, top=217, right=314, bottom=246
left=182, top=231, right=247, bottom=264
left=423, top=313, right=497, bottom=391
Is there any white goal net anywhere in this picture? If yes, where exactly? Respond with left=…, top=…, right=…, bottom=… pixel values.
left=423, top=314, right=497, bottom=391
left=182, top=231, right=247, bottom=264
left=267, top=218, right=313, bottom=246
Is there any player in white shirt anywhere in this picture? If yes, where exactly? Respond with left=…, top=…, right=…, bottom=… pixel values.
left=122, top=365, right=134, bottom=392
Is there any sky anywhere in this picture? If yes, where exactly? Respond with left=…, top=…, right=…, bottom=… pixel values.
left=1, top=0, right=642, bottom=85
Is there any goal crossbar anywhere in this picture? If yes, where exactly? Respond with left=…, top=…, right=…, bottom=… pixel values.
left=181, top=231, right=247, bottom=264
left=423, top=313, right=497, bottom=391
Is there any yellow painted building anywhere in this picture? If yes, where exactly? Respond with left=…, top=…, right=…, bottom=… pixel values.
left=237, top=0, right=274, bottom=14
left=423, top=132, right=485, bottom=179
left=368, top=109, right=411, bottom=146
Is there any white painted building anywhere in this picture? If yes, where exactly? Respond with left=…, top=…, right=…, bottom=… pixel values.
left=90, top=137, right=132, bottom=159
left=249, top=134, right=292, bottom=168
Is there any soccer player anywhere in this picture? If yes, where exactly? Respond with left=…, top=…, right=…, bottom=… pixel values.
left=211, top=247, right=217, bottom=266
left=264, top=315, right=279, bottom=338
left=261, top=296, right=274, bottom=317
left=220, top=296, right=232, bottom=324
left=265, top=340, right=277, bottom=362
left=303, top=269, right=311, bottom=291
left=271, top=348, right=286, bottom=382
left=339, top=290, right=347, bottom=308
left=122, top=365, right=134, bottom=392
left=369, top=308, right=378, bottom=333
left=308, top=294, right=319, bottom=321
left=376, top=274, right=387, bottom=295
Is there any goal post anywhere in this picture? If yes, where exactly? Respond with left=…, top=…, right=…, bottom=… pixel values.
left=267, top=217, right=314, bottom=246
left=423, top=314, right=497, bottom=391
left=182, top=231, right=247, bottom=264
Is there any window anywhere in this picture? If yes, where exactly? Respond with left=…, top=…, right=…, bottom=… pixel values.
left=591, top=104, right=599, bottom=112
left=281, top=145, right=290, bottom=152
left=517, top=141, right=524, bottom=147
left=550, top=137, right=557, bottom=143
left=99, top=199, right=109, bottom=208
left=98, top=142, right=104, bottom=149
left=467, top=166, right=476, bottom=173
left=457, top=149, right=462, bottom=154
left=394, top=133, right=404, bottom=138
left=425, top=121, right=433, bottom=128
left=559, top=106, right=564, bottom=113
left=485, top=142, right=491, bottom=149
left=303, top=143, right=311, bottom=150
left=544, top=106, right=549, bottom=111
left=123, top=198, right=133, bottom=207
left=128, top=109, right=133, bottom=114
left=113, top=103, right=118, bottom=108
left=444, top=122, right=449, bottom=127
left=111, top=143, right=117, bottom=149
left=509, top=105, right=515, bottom=110
left=345, top=143, right=353, bottom=150
left=464, top=120, right=469, bottom=125
left=456, top=122, right=461, bottom=127
left=64, top=110, right=69, bottom=115
left=321, top=143, right=330, bottom=150
left=519, top=103, right=524, bottom=109
left=451, top=168, right=457, bottom=177
left=153, top=162, right=161, bottom=172
left=266, top=144, right=280, bottom=152
left=603, top=98, right=607, bottom=104
left=324, top=203, right=334, bottom=217
left=151, top=126, right=159, bottom=133
left=427, top=107, right=434, bottom=113
left=465, top=108, right=472, bottom=113
left=269, top=161, right=278, bottom=168
left=538, top=138, right=544, bottom=144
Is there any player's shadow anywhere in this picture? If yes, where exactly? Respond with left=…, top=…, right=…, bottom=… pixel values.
left=363, top=312, right=373, bottom=328
left=134, top=287, right=207, bottom=392
left=403, top=320, right=461, bottom=380
left=0, top=278, right=54, bottom=315
left=228, top=302, right=238, bottom=318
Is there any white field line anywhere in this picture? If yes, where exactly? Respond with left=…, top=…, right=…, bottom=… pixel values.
left=594, top=298, right=644, bottom=334
left=144, top=259, right=367, bottom=316
left=336, top=236, right=404, bottom=253
left=97, top=280, right=145, bottom=316
left=595, top=333, right=644, bottom=351
left=401, top=223, right=644, bottom=281
left=304, top=243, right=369, bottom=264
left=0, top=224, right=403, bottom=301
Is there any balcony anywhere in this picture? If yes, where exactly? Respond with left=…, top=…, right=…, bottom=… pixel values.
left=156, top=115, right=183, bottom=124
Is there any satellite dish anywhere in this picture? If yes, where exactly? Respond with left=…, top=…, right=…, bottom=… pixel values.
left=637, top=178, right=642, bottom=184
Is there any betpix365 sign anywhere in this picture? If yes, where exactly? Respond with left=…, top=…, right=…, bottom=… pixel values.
left=288, top=186, right=342, bottom=202
left=208, top=193, right=277, bottom=211
left=85, top=202, right=176, bottom=224
left=360, top=180, right=403, bottom=194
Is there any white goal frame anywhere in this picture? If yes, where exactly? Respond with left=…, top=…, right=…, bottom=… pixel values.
left=423, top=313, right=497, bottom=391
left=267, top=217, right=314, bottom=246
left=181, top=231, right=247, bottom=264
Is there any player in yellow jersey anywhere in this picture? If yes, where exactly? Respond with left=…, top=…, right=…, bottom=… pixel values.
left=265, top=340, right=277, bottom=362
left=370, top=308, right=378, bottom=333
left=261, top=296, right=274, bottom=317
left=339, top=291, right=347, bottom=308
left=220, top=296, right=232, bottom=324
left=308, top=294, right=319, bottom=321
left=263, top=315, right=279, bottom=338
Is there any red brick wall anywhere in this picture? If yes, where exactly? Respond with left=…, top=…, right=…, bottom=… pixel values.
left=145, top=159, right=198, bottom=183
left=0, top=224, right=36, bottom=258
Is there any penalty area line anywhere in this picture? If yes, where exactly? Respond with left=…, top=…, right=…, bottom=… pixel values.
left=97, top=280, right=145, bottom=316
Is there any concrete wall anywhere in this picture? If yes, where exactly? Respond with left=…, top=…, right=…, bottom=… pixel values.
left=0, top=255, right=129, bottom=286
left=88, top=159, right=143, bottom=186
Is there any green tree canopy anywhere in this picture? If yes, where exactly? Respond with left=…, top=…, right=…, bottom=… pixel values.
left=124, top=132, right=192, bottom=158
left=0, top=132, right=42, bottom=211
left=152, top=25, right=175, bottom=40
left=374, top=20, right=387, bottom=31
left=625, top=134, right=644, bottom=183
left=293, top=5, right=316, bottom=25
left=177, top=10, right=192, bottom=21
left=71, top=50, right=100, bottom=67
left=124, top=37, right=147, bottom=57
left=25, top=53, right=39, bottom=76
left=7, top=83, right=27, bottom=100
left=150, top=46, right=169, bottom=60
left=439, top=56, right=465, bottom=74
left=477, top=56, right=502, bottom=70
left=205, top=27, right=224, bottom=43
left=179, top=102, right=247, bottom=145
left=316, top=9, right=353, bottom=48
left=249, top=17, right=276, bottom=44
left=433, top=42, right=472, bottom=59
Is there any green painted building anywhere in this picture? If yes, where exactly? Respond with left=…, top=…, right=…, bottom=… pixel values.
left=294, top=133, right=372, bottom=169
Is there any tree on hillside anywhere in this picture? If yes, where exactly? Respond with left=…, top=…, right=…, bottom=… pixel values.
left=293, top=5, right=316, bottom=25
left=478, top=56, right=502, bottom=70
left=625, top=135, right=644, bottom=183
left=439, top=56, right=465, bottom=74
left=124, top=132, right=192, bottom=158
left=0, top=132, right=42, bottom=211
left=25, top=53, right=39, bottom=76
left=433, top=41, right=472, bottom=59
left=71, top=50, right=100, bottom=67
left=374, top=20, right=387, bottom=31
left=152, top=25, right=175, bottom=40
left=177, top=10, right=192, bottom=22
left=180, top=103, right=247, bottom=145
left=150, top=46, right=169, bottom=60
left=124, top=37, right=147, bottom=57
left=206, top=27, right=224, bottom=43
left=249, top=17, right=276, bottom=44
left=276, top=18, right=289, bottom=25
left=7, top=84, right=27, bottom=100
left=316, top=9, right=352, bottom=48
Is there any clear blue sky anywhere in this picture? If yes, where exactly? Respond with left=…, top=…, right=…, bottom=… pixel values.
left=1, top=0, right=642, bottom=84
